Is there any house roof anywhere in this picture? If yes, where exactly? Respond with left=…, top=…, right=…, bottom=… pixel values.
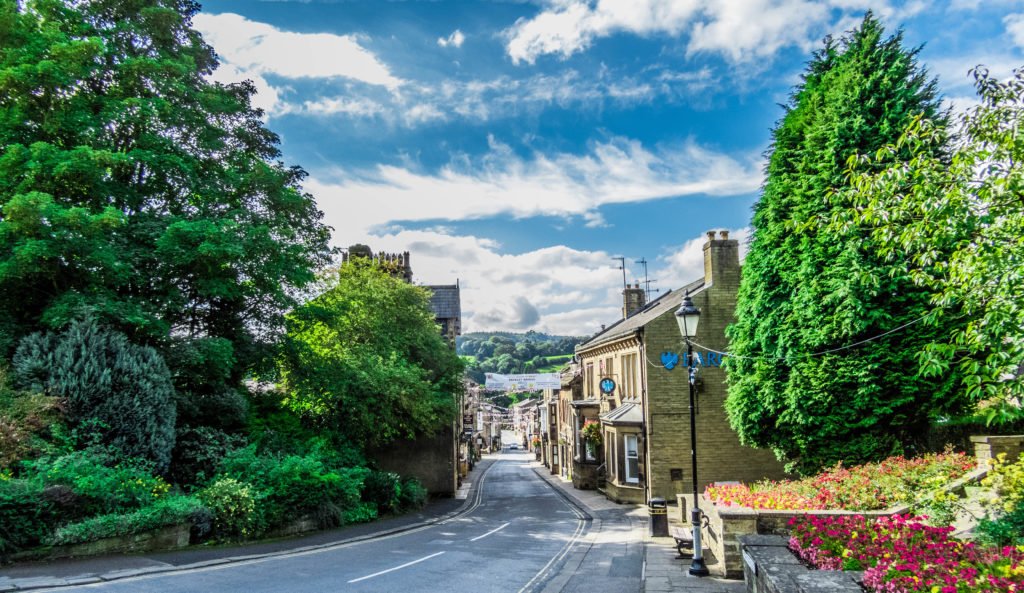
left=600, top=402, right=643, bottom=425
left=577, top=278, right=705, bottom=352
left=569, top=398, right=600, bottom=408
left=426, top=284, right=461, bottom=320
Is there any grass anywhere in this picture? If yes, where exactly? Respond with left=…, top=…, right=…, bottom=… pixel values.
left=535, top=355, right=572, bottom=373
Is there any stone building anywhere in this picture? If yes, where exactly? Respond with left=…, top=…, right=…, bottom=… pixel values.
left=574, top=231, right=787, bottom=504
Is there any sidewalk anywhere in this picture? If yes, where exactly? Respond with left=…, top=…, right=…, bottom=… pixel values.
left=0, top=456, right=499, bottom=592
left=529, top=461, right=746, bottom=593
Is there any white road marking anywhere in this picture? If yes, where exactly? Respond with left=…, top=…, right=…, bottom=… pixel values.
left=470, top=521, right=510, bottom=542
left=346, top=551, right=446, bottom=583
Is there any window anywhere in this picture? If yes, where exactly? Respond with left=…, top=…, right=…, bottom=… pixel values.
left=574, top=415, right=582, bottom=460
left=621, top=353, right=638, bottom=398
left=585, top=364, right=594, bottom=397
left=624, top=435, right=639, bottom=484
left=585, top=425, right=596, bottom=461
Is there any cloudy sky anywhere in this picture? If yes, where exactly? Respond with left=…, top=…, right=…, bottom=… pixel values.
left=195, top=0, right=1022, bottom=336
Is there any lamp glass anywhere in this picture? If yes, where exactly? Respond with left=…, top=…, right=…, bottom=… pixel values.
left=674, top=296, right=700, bottom=338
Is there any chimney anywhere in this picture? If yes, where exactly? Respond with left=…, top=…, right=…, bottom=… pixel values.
left=622, top=282, right=646, bottom=318
left=703, top=230, right=740, bottom=289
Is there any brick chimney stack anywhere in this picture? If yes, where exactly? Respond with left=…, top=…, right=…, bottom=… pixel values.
left=703, top=230, right=740, bottom=290
left=623, top=282, right=646, bottom=318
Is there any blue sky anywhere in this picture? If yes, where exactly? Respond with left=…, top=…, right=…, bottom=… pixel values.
left=194, top=0, right=1023, bottom=335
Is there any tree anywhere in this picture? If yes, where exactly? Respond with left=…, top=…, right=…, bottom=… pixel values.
left=277, top=261, right=463, bottom=448
left=725, top=14, right=965, bottom=475
left=838, top=67, right=1024, bottom=423
left=0, top=1, right=331, bottom=375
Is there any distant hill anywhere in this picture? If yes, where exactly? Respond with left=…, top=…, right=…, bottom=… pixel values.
left=458, top=331, right=586, bottom=383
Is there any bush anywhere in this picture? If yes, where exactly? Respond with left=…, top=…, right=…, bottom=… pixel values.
left=362, top=470, right=401, bottom=515
left=0, top=478, right=62, bottom=557
left=978, top=453, right=1024, bottom=546
left=168, top=426, right=246, bottom=487
left=26, top=447, right=171, bottom=516
left=215, top=446, right=363, bottom=532
left=342, top=502, right=378, bottom=525
left=196, top=478, right=257, bottom=539
left=398, top=477, right=428, bottom=512
left=43, top=495, right=203, bottom=546
left=12, top=319, right=177, bottom=472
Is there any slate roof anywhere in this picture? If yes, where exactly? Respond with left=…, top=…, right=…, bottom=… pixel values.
left=426, top=284, right=461, bottom=319
left=577, top=278, right=705, bottom=352
left=600, top=402, right=643, bottom=425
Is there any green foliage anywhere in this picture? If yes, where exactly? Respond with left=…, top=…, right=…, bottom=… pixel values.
left=43, top=495, right=202, bottom=546
left=196, top=477, right=257, bottom=539
left=362, top=470, right=401, bottom=515
left=0, top=477, right=62, bottom=557
left=214, top=445, right=364, bottom=533
left=0, top=0, right=331, bottom=380
left=977, top=454, right=1024, bottom=546
left=12, top=319, right=176, bottom=471
left=0, top=366, right=65, bottom=471
left=342, top=502, right=379, bottom=525
left=279, top=262, right=463, bottom=447
left=168, top=426, right=246, bottom=487
left=838, top=67, right=1024, bottom=418
left=725, top=14, right=962, bottom=475
left=398, top=477, right=428, bottom=512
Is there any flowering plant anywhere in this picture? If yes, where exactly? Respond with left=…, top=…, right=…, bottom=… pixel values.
left=705, top=452, right=975, bottom=511
left=581, top=420, right=602, bottom=448
left=789, top=514, right=1024, bottom=592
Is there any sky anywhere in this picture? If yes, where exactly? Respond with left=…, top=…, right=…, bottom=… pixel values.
left=193, top=0, right=1023, bottom=336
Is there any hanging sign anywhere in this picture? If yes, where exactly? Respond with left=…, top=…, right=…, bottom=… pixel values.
left=599, top=378, right=616, bottom=394
left=485, top=373, right=561, bottom=391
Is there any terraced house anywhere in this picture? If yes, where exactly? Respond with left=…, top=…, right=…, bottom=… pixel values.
left=573, top=231, right=786, bottom=504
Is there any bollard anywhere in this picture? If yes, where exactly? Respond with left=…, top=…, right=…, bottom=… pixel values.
left=649, top=497, right=668, bottom=537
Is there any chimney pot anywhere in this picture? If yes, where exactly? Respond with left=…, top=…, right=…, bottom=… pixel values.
left=706, top=231, right=716, bottom=242
left=720, top=230, right=729, bottom=240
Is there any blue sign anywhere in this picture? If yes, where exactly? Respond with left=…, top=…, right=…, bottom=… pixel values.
left=660, top=350, right=726, bottom=369
left=599, top=378, right=616, bottom=394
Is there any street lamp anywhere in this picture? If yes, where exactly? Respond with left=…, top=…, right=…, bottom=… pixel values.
left=674, top=292, right=709, bottom=577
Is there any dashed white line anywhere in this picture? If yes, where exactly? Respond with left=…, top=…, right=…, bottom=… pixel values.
left=470, top=521, right=511, bottom=542
left=346, top=551, right=446, bottom=583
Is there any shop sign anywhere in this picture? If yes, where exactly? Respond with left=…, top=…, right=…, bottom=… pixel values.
left=660, top=350, right=726, bottom=370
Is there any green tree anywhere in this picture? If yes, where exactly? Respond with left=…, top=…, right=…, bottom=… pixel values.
left=725, top=14, right=963, bottom=475
left=278, top=261, right=462, bottom=448
left=837, top=67, right=1024, bottom=423
left=0, top=0, right=331, bottom=374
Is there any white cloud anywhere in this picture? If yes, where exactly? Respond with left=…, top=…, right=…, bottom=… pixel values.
left=503, top=0, right=911, bottom=65
left=438, top=29, right=466, bottom=48
left=1006, top=13, right=1024, bottom=49
left=193, top=13, right=403, bottom=90
left=307, top=135, right=762, bottom=241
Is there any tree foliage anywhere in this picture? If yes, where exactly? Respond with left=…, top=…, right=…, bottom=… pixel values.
left=12, top=318, right=176, bottom=471
left=278, top=261, right=463, bottom=448
left=725, top=14, right=966, bottom=475
left=0, top=0, right=331, bottom=372
left=837, top=67, right=1024, bottom=423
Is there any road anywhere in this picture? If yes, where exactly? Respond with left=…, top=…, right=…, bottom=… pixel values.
left=47, top=451, right=643, bottom=593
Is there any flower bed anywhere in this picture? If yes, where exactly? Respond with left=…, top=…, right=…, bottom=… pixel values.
left=706, top=452, right=976, bottom=511
left=789, top=514, right=1024, bottom=592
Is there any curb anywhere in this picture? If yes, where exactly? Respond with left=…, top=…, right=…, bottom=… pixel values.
left=1, top=457, right=500, bottom=592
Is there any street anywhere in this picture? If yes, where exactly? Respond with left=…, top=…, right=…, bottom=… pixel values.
left=37, top=452, right=643, bottom=593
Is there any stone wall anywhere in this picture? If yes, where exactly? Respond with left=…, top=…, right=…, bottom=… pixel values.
left=367, top=424, right=457, bottom=496
left=971, top=435, right=1024, bottom=465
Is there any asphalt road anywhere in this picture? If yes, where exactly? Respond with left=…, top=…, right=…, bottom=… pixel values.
left=39, top=450, right=644, bottom=593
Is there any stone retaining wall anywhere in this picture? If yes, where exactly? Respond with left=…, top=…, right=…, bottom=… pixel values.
left=738, top=534, right=863, bottom=593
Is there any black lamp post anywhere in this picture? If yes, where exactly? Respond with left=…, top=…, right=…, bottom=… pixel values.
left=674, top=292, right=708, bottom=577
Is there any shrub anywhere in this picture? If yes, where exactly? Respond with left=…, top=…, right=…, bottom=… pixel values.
left=196, top=478, right=257, bottom=539
left=43, top=495, right=203, bottom=546
left=168, top=426, right=246, bottom=487
left=0, top=368, right=65, bottom=472
left=215, top=446, right=363, bottom=532
left=12, top=319, right=177, bottom=472
left=978, top=453, right=1024, bottom=546
left=343, top=502, right=379, bottom=525
left=0, top=479, right=61, bottom=557
left=362, top=470, right=401, bottom=515
left=398, top=477, right=428, bottom=512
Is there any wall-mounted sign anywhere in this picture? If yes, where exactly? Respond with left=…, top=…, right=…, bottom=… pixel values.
left=600, top=378, right=616, bottom=394
left=660, top=350, right=726, bottom=370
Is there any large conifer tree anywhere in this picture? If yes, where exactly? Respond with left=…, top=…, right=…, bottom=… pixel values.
left=0, top=1, right=331, bottom=378
left=725, top=14, right=965, bottom=475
